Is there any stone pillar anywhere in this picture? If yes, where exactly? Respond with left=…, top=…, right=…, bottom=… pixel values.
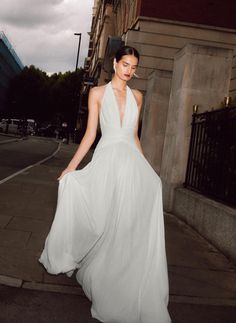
left=160, top=43, right=233, bottom=211
left=140, top=70, right=172, bottom=174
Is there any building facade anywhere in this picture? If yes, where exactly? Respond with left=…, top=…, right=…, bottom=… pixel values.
left=85, top=0, right=236, bottom=90
left=0, top=31, right=24, bottom=113
left=83, top=0, right=236, bottom=261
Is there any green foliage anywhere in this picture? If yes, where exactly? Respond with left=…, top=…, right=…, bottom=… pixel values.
left=6, top=65, right=84, bottom=128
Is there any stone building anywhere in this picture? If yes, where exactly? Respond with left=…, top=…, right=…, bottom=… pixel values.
left=84, top=0, right=236, bottom=261
left=0, top=32, right=24, bottom=113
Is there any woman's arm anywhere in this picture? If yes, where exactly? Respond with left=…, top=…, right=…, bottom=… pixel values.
left=58, top=87, right=100, bottom=180
left=133, top=89, right=144, bottom=155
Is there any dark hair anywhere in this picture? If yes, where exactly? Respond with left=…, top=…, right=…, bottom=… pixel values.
left=115, top=45, right=139, bottom=63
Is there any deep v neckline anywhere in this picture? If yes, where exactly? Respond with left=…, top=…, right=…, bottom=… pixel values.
left=110, top=81, right=128, bottom=128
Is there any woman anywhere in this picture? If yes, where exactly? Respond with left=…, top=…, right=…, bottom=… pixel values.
left=39, top=46, right=171, bottom=323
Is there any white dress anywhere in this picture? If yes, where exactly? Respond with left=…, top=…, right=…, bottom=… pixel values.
left=39, top=81, right=171, bottom=323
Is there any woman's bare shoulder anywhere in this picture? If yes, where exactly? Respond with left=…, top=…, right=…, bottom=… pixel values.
left=131, top=88, right=143, bottom=107
left=89, top=84, right=107, bottom=100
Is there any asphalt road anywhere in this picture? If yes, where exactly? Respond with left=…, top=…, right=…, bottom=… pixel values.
left=0, top=285, right=235, bottom=323
left=0, top=135, right=15, bottom=142
left=0, top=284, right=98, bottom=323
left=0, top=136, right=58, bottom=180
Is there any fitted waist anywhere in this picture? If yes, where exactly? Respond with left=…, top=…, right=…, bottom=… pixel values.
left=95, top=126, right=136, bottom=152
left=101, top=126, right=135, bottom=140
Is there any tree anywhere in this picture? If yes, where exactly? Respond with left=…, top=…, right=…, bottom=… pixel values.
left=7, top=65, right=48, bottom=119
left=6, top=65, right=84, bottom=128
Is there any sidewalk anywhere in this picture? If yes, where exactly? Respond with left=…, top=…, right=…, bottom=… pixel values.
left=0, top=143, right=235, bottom=308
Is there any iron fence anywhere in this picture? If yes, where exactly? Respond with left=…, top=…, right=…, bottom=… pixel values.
left=184, top=106, right=236, bottom=207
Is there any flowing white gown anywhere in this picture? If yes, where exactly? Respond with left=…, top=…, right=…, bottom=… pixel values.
left=39, top=81, right=171, bottom=323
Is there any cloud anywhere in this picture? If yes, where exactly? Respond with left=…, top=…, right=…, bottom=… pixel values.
left=0, top=0, right=64, bottom=28
left=0, top=0, right=94, bottom=72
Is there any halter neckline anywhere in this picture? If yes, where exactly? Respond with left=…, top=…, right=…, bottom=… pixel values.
left=109, top=81, right=128, bottom=128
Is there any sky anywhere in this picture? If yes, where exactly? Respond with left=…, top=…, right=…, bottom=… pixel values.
left=0, top=0, right=94, bottom=73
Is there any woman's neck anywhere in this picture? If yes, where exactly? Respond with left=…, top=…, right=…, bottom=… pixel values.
left=111, top=76, right=127, bottom=91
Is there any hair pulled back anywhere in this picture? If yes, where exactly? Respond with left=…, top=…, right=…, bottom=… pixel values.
left=115, top=45, right=139, bottom=63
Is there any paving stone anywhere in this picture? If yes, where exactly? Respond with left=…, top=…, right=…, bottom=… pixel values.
left=0, top=214, right=12, bottom=228
left=165, top=213, right=234, bottom=271
left=6, top=217, right=51, bottom=234
left=0, top=228, right=30, bottom=248
left=169, top=265, right=236, bottom=294
left=22, top=281, right=83, bottom=296
left=25, top=232, right=48, bottom=252
left=10, top=204, right=56, bottom=221
left=168, top=269, right=236, bottom=299
left=170, top=295, right=236, bottom=307
left=0, top=246, right=43, bottom=282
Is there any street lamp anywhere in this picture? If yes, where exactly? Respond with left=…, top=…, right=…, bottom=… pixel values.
left=74, top=33, right=82, bottom=132
left=74, top=33, right=82, bottom=71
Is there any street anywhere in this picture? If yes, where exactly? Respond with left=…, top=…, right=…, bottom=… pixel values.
left=0, top=135, right=59, bottom=180
left=0, top=284, right=236, bottom=323
left=0, top=284, right=98, bottom=323
left=0, top=138, right=235, bottom=323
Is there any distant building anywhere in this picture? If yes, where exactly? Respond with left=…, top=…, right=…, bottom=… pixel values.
left=0, top=31, right=24, bottom=113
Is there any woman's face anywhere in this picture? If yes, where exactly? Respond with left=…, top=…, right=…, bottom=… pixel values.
left=114, top=54, right=138, bottom=81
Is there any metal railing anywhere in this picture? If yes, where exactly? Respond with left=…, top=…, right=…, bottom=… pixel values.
left=184, top=106, right=236, bottom=207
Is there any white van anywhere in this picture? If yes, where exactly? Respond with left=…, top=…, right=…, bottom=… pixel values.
left=0, top=119, right=20, bottom=134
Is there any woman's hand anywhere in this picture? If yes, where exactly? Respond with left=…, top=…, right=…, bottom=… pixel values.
left=57, top=167, right=75, bottom=181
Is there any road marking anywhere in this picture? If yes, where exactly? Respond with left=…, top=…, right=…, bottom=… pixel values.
left=0, top=142, right=61, bottom=185
left=0, top=138, right=23, bottom=145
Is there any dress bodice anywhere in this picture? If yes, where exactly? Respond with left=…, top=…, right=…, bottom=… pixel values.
left=100, top=81, right=138, bottom=131
left=96, top=81, right=139, bottom=151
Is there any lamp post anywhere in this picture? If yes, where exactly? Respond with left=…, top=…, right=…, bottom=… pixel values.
left=74, top=33, right=82, bottom=71
left=74, top=33, right=82, bottom=131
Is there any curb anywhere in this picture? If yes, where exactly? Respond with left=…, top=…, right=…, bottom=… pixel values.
left=0, top=274, right=22, bottom=288
left=1, top=274, right=236, bottom=306
left=0, top=274, right=85, bottom=297
left=22, top=281, right=85, bottom=296
left=169, top=295, right=236, bottom=307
